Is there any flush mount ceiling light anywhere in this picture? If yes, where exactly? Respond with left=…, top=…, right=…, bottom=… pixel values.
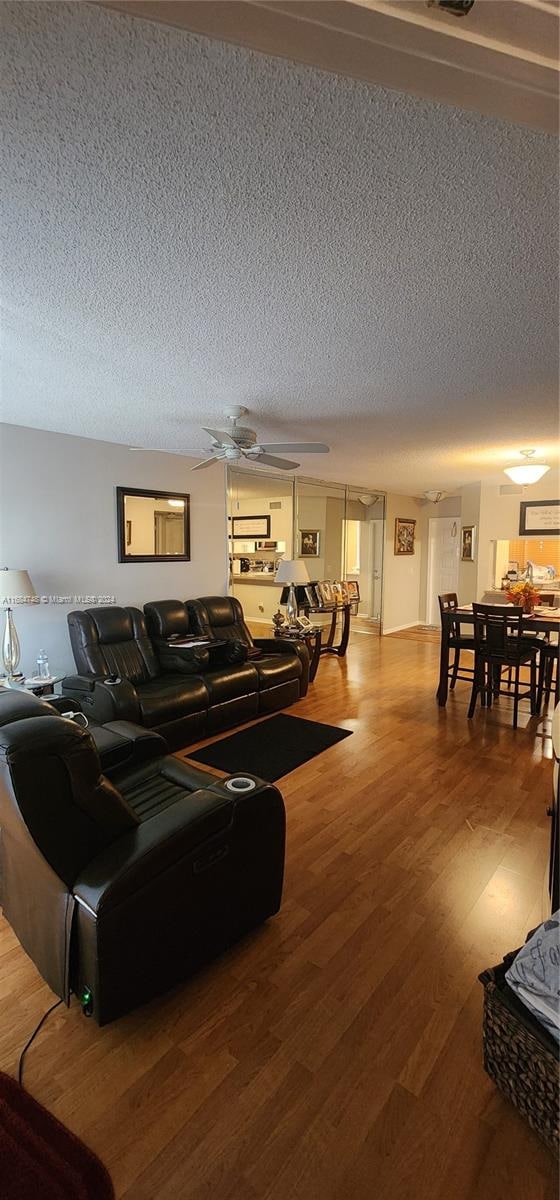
left=167, top=498, right=185, bottom=508
left=424, top=490, right=447, bottom=503
left=503, top=450, right=550, bottom=486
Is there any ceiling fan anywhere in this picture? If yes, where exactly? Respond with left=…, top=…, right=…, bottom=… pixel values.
left=135, top=406, right=330, bottom=471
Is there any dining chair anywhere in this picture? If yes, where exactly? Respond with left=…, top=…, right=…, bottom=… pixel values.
left=438, top=593, right=475, bottom=690
left=536, top=642, right=560, bottom=715
left=468, top=603, right=538, bottom=730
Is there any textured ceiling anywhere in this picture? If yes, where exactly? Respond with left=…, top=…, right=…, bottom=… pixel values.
left=1, top=1, right=558, bottom=494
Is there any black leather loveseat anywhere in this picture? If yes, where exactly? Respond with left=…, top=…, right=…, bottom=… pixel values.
left=0, top=688, right=285, bottom=1025
left=63, top=600, right=308, bottom=749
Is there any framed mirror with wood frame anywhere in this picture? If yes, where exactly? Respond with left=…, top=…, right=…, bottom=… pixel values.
left=116, top=486, right=191, bottom=563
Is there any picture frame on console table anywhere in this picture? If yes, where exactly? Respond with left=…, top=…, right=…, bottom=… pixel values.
left=519, top=499, right=560, bottom=537
left=316, top=581, right=333, bottom=606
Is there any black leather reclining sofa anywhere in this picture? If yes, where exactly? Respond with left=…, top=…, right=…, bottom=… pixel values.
left=62, top=597, right=308, bottom=750
left=0, top=688, right=285, bottom=1024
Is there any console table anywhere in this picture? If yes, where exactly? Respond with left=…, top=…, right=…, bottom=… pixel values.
left=275, top=627, right=322, bottom=682
left=300, top=603, right=351, bottom=659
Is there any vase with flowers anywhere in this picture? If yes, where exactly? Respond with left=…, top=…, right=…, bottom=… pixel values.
left=505, top=580, right=541, bottom=614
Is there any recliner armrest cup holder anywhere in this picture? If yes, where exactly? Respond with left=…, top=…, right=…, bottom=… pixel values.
left=224, top=776, right=257, bottom=794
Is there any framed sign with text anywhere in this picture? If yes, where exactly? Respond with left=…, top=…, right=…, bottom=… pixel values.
left=519, top=500, right=560, bottom=536
left=231, top=515, right=271, bottom=538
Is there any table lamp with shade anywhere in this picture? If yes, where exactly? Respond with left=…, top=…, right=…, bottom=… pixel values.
left=0, top=568, right=36, bottom=678
left=274, top=558, right=310, bottom=626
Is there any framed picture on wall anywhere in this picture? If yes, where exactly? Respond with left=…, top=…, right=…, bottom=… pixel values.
left=394, top=517, right=416, bottom=556
left=231, top=515, right=271, bottom=538
left=461, top=525, right=476, bottom=561
left=519, top=499, right=560, bottom=536
left=300, top=529, right=320, bottom=557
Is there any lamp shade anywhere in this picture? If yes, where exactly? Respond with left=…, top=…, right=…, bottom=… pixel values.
left=503, top=450, right=550, bottom=486
left=503, top=464, right=550, bottom=485
left=0, top=569, right=36, bottom=601
left=274, top=559, right=310, bottom=585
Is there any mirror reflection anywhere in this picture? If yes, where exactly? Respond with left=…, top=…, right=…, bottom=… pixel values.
left=117, top=487, right=190, bottom=562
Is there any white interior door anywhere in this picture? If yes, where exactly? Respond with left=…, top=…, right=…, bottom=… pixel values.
left=426, top=517, right=459, bottom=626
left=371, top=520, right=383, bottom=620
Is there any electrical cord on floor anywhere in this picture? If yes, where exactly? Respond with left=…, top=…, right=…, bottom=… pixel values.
left=18, top=998, right=63, bottom=1087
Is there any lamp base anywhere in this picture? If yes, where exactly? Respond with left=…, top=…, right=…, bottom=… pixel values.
left=2, top=607, right=21, bottom=677
left=286, top=583, right=297, bottom=625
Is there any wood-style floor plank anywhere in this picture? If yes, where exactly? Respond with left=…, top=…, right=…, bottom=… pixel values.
left=0, top=628, right=557, bottom=1199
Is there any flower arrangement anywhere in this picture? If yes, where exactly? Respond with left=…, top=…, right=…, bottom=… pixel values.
left=505, top=580, right=541, bottom=614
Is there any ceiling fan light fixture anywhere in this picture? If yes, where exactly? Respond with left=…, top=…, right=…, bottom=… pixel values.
left=503, top=450, right=550, bottom=486
left=424, top=490, right=447, bottom=503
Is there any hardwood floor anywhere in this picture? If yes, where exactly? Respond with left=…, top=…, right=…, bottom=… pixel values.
left=1, top=632, right=556, bottom=1199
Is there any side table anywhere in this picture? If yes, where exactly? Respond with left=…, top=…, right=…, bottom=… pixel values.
left=0, top=674, right=64, bottom=698
left=274, top=628, right=322, bottom=683
left=300, top=603, right=351, bottom=658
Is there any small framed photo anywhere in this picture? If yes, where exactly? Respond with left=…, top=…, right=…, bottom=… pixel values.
left=300, top=529, right=320, bottom=557
left=317, top=580, right=333, bottom=606
left=346, top=580, right=360, bottom=602
left=394, top=517, right=416, bottom=556
left=461, top=525, right=476, bottom=561
left=304, top=585, right=318, bottom=608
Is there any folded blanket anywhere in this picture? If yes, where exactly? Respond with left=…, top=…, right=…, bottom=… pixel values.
left=505, top=913, right=560, bottom=1044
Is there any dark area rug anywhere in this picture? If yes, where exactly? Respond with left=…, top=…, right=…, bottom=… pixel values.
left=0, top=1070, right=114, bottom=1200
left=186, top=713, right=352, bottom=781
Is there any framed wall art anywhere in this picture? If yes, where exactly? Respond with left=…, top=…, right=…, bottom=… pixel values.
left=300, top=529, right=320, bottom=557
left=231, top=515, right=271, bottom=539
left=461, top=525, right=476, bottom=562
left=519, top=499, right=560, bottom=536
left=394, top=517, right=416, bottom=556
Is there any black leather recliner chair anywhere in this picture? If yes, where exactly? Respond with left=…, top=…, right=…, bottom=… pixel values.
left=186, top=596, right=310, bottom=701
left=63, top=602, right=308, bottom=749
left=0, top=689, right=285, bottom=1025
left=145, top=596, right=309, bottom=715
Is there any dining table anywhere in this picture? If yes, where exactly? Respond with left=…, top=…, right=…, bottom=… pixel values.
left=437, top=605, right=560, bottom=707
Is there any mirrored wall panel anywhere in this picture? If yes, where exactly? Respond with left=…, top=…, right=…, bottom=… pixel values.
left=227, top=468, right=385, bottom=634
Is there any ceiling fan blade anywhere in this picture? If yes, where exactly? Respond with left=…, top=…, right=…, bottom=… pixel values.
left=191, top=454, right=226, bottom=471
left=202, top=427, right=237, bottom=447
left=250, top=452, right=301, bottom=470
left=256, top=442, right=330, bottom=454
left=130, top=446, right=211, bottom=457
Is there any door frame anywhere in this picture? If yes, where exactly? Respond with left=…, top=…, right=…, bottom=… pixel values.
left=426, top=516, right=459, bottom=627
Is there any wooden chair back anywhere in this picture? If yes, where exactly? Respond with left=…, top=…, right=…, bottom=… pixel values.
left=472, top=602, right=524, bottom=655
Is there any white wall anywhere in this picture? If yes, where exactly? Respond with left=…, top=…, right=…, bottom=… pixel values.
left=0, top=424, right=228, bottom=676
left=457, top=482, right=482, bottom=604
left=457, top=471, right=560, bottom=602
left=297, top=494, right=326, bottom=579
left=382, top=493, right=426, bottom=633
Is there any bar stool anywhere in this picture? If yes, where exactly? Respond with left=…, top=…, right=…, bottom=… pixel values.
left=468, top=603, right=538, bottom=730
left=438, top=593, right=475, bottom=690
left=537, top=643, right=559, bottom=715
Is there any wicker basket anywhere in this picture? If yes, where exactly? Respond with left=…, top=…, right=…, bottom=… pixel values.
left=479, top=953, right=559, bottom=1153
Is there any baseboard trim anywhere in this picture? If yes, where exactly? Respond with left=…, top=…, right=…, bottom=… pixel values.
left=382, top=621, right=421, bottom=635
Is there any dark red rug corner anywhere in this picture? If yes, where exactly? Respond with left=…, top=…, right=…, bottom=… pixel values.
left=0, top=1070, right=114, bottom=1200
